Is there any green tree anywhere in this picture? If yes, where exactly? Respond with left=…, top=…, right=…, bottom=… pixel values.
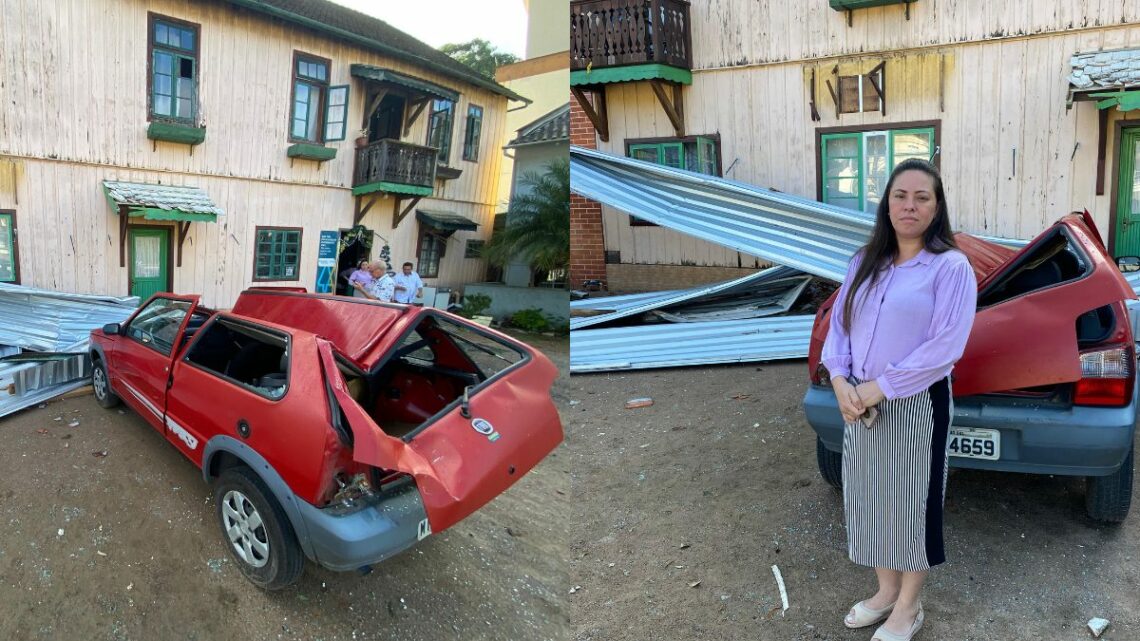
left=484, top=158, right=570, bottom=276
left=440, top=38, right=520, bottom=79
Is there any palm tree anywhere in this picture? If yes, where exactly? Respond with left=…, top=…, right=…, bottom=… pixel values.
left=484, top=158, right=569, bottom=277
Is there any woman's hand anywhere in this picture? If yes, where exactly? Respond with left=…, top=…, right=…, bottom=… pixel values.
left=854, top=380, right=885, bottom=408
left=832, top=377, right=864, bottom=423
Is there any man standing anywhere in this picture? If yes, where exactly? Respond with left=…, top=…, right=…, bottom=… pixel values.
left=393, top=261, right=424, bottom=304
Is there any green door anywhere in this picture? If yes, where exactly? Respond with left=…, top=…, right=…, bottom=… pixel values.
left=129, top=228, right=170, bottom=300
left=1114, top=128, right=1140, bottom=257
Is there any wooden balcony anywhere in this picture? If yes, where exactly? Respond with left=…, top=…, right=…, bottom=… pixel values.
left=570, top=0, right=693, bottom=77
left=351, top=139, right=437, bottom=197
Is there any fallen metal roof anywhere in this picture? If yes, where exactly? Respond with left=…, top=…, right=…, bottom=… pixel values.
left=570, top=265, right=805, bottom=330
left=651, top=276, right=811, bottom=323
left=0, top=283, right=139, bottom=352
left=569, top=316, right=813, bottom=373
left=571, top=146, right=869, bottom=282
left=570, top=147, right=1027, bottom=283
left=572, top=289, right=687, bottom=311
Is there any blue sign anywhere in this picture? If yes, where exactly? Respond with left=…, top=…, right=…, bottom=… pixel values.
left=315, top=230, right=339, bottom=293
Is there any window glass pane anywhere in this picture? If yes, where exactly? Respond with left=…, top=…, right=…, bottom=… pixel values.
left=826, top=178, right=860, bottom=199
left=864, top=132, right=889, bottom=214
left=155, top=95, right=172, bottom=116
left=155, top=23, right=168, bottom=45
left=0, top=214, right=15, bottom=282
left=892, top=132, right=932, bottom=164
left=661, top=145, right=683, bottom=169
left=181, top=29, right=194, bottom=51
left=155, top=74, right=172, bottom=97
left=825, top=157, right=859, bottom=178
left=295, top=82, right=309, bottom=101
left=254, top=229, right=301, bottom=280
left=154, top=51, right=173, bottom=76
left=126, top=298, right=191, bottom=356
left=305, top=89, right=321, bottom=141
left=168, top=28, right=181, bottom=49
left=630, top=146, right=658, bottom=163
left=824, top=136, right=859, bottom=158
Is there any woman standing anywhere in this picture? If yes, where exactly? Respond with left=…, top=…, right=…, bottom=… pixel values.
left=821, top=158, right=977, bottom=641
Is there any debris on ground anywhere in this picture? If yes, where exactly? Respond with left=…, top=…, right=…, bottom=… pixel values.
left=1088, top=617, right=1110, bottom=637
left=771, top=565, right=789, bottom=615
left=624, top=398, right=654, bottom=409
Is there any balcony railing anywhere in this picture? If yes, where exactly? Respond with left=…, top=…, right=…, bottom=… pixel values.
left=570, top=0, right=692, bottom=72
left=352, top=139, right=437, bottom=190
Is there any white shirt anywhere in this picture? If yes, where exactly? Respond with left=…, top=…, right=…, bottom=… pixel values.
left=393, top=271, right=423, bottom=303
left=368, top=273, right=396, bottom=302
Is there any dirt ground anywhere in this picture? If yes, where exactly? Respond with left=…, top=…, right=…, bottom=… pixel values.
left=565, top=360, right=1140, bottom=641
left=0, top=333, right=571, bottom=641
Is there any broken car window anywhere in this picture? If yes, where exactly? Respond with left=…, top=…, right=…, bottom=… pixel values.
left=126, top=298, right=192, bottom=355
left=977, top=230, right=1088, bottom=308
left=184, top=317, right=290, bottom=400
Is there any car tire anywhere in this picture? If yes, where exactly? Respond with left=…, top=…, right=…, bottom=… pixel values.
left=816, top=437, right=843, bottom=489
left=212, top=467, right=304, bottom=589
left=1086, top=445, right=1134, bottom=523
left=92, top=359, right=121, bottom=409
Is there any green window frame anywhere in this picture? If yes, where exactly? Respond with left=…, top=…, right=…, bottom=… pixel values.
left=148, top=14, right=199, bottom=123
left=290, top=53, right=330, bottom=143
left=324, top=85, right=350, bottom=142
left=465, top=239, right=485, bottom=258
left=626, top=135, right=721, bottom=226
left=0, top=211, right=17, bottom=283
left=820, top=126, right=936, bottom=213
left=463, top=105, right=484, bottom=162
left=417, top=226, right=445, bottom=278
left=427, top=99, right=455, bottom=165
left=254, top=227, right=302, bottom=282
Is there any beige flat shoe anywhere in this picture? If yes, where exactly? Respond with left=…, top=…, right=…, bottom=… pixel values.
left=871, top=605, right=925, bottom=641
left=844, top=599, right=896, bottom=629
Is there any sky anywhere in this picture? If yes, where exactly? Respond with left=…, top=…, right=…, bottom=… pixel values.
left=327, top=0, right=528, bottom=59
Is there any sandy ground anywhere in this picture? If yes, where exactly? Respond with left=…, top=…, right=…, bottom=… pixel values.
left=0, top=333, right=571, bottom=641
left=565, top=360, right=1140, bottom=641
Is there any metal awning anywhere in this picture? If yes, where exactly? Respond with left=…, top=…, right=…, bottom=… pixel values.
left=102, top=181, right=223, bottom=222
left=351, top=64, right=459, bottom=102
left=1090, top=90, right=1140, bottom=111
left=416, top=209, right=478, bottom=232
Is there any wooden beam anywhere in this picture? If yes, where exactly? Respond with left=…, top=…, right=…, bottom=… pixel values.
left=825, top=79, right=840, bottom=119
left=649, top=80, right=684, bottom=138
left=176, top=221, right=191, bottom=267
left=809, top=69, right=820, bottom=122
left=365, top=88, right=389, bottom=128
left=119, top=207, right=128, bottom=267
left=1096, top=107, right=1109, bottom=195
left=938, top=55, right=945, bottom=113
left=354, top=193, right=381, bottom=226
left=392, top=196, right=422, bottom=229
left=866, top=62, right=886, bottom=117
left=570, top=86, right=609, bottom=142
left=403, top=98, right=430, bottom=137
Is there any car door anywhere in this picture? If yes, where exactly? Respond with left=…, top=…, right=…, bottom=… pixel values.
left=112, top=294, right=199, bottom=431
left=952, top=213, right=1136, bottom=396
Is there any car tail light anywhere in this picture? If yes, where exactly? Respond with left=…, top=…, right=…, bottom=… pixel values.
left=1073, top=346, right=1134, bottom=406
left=813, top=364, right=830, bottom=385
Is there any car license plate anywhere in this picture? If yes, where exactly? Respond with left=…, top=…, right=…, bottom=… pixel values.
left=948, top=427, right=1000, bottom=461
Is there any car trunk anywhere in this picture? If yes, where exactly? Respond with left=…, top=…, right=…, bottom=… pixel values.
left=315, top=313, right=563, bottom=532
left=808, top=213, right=1137, bottom=398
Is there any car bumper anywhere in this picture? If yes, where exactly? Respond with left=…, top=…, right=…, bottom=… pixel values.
left=295, top=480, right=429, bottom=572
left=803, top=384, right=1136, bottom=477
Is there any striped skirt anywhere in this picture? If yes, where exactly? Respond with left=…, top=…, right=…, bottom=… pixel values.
left=843, top=377, right=952, bottom=572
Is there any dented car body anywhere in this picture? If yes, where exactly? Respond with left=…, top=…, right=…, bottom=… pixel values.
left=89, top=289, right=563, bottom=587
left=804, top=212, right=1138, bottom=522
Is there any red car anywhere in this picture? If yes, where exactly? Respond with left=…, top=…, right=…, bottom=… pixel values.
left=89, top=289, right=563, bottom=588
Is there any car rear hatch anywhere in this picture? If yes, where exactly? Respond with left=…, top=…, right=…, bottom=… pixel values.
left=316, top=312, right=563, bottom=532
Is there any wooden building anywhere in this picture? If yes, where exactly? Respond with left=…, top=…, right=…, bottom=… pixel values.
left=0, top=0, right=527, bottom=306
left=570, top=0, right=1140, bottom=291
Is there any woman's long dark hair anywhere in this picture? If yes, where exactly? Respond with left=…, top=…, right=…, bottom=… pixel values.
left=841, top=158, right=957, bottom=331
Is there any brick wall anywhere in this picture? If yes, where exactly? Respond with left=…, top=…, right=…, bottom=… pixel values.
left=569, top=92, right=607, bottom=288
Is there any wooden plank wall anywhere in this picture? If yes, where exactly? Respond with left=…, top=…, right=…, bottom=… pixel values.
left=0, top=0, right=508, bottom=303
left=597, top=2, right=1140, bottom=264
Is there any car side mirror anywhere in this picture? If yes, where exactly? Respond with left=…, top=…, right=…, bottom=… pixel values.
left=1117, top=256, right=1140, bottom=273
left=102, top=323, right=121, bottom=335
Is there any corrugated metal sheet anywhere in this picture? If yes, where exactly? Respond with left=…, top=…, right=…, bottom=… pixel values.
left=570, top=316, right=814, bottom=373
left=571, top=146, right=868, bottom=282
left=650, top=276, right=810, bottom=322
left=570, top=265, right=804, bottom=329
left=0, top=283, right=139, bottom=352
left=572, top=290, right=688, bottom=311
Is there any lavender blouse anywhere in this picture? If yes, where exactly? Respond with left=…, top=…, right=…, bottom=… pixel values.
left=821, top=248, right=978, bottom=400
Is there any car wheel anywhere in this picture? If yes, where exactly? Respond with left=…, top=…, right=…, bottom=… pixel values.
left=1086, top=444, right=1134, bottom=523
left=816, top=437, right=843, bottom=489
left=92, top=359, right=121, bottom=409
left=212, top=467, right=304, bottom=589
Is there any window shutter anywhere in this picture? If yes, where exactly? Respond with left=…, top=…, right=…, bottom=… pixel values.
left=324, top=85, right=350, bottom=141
